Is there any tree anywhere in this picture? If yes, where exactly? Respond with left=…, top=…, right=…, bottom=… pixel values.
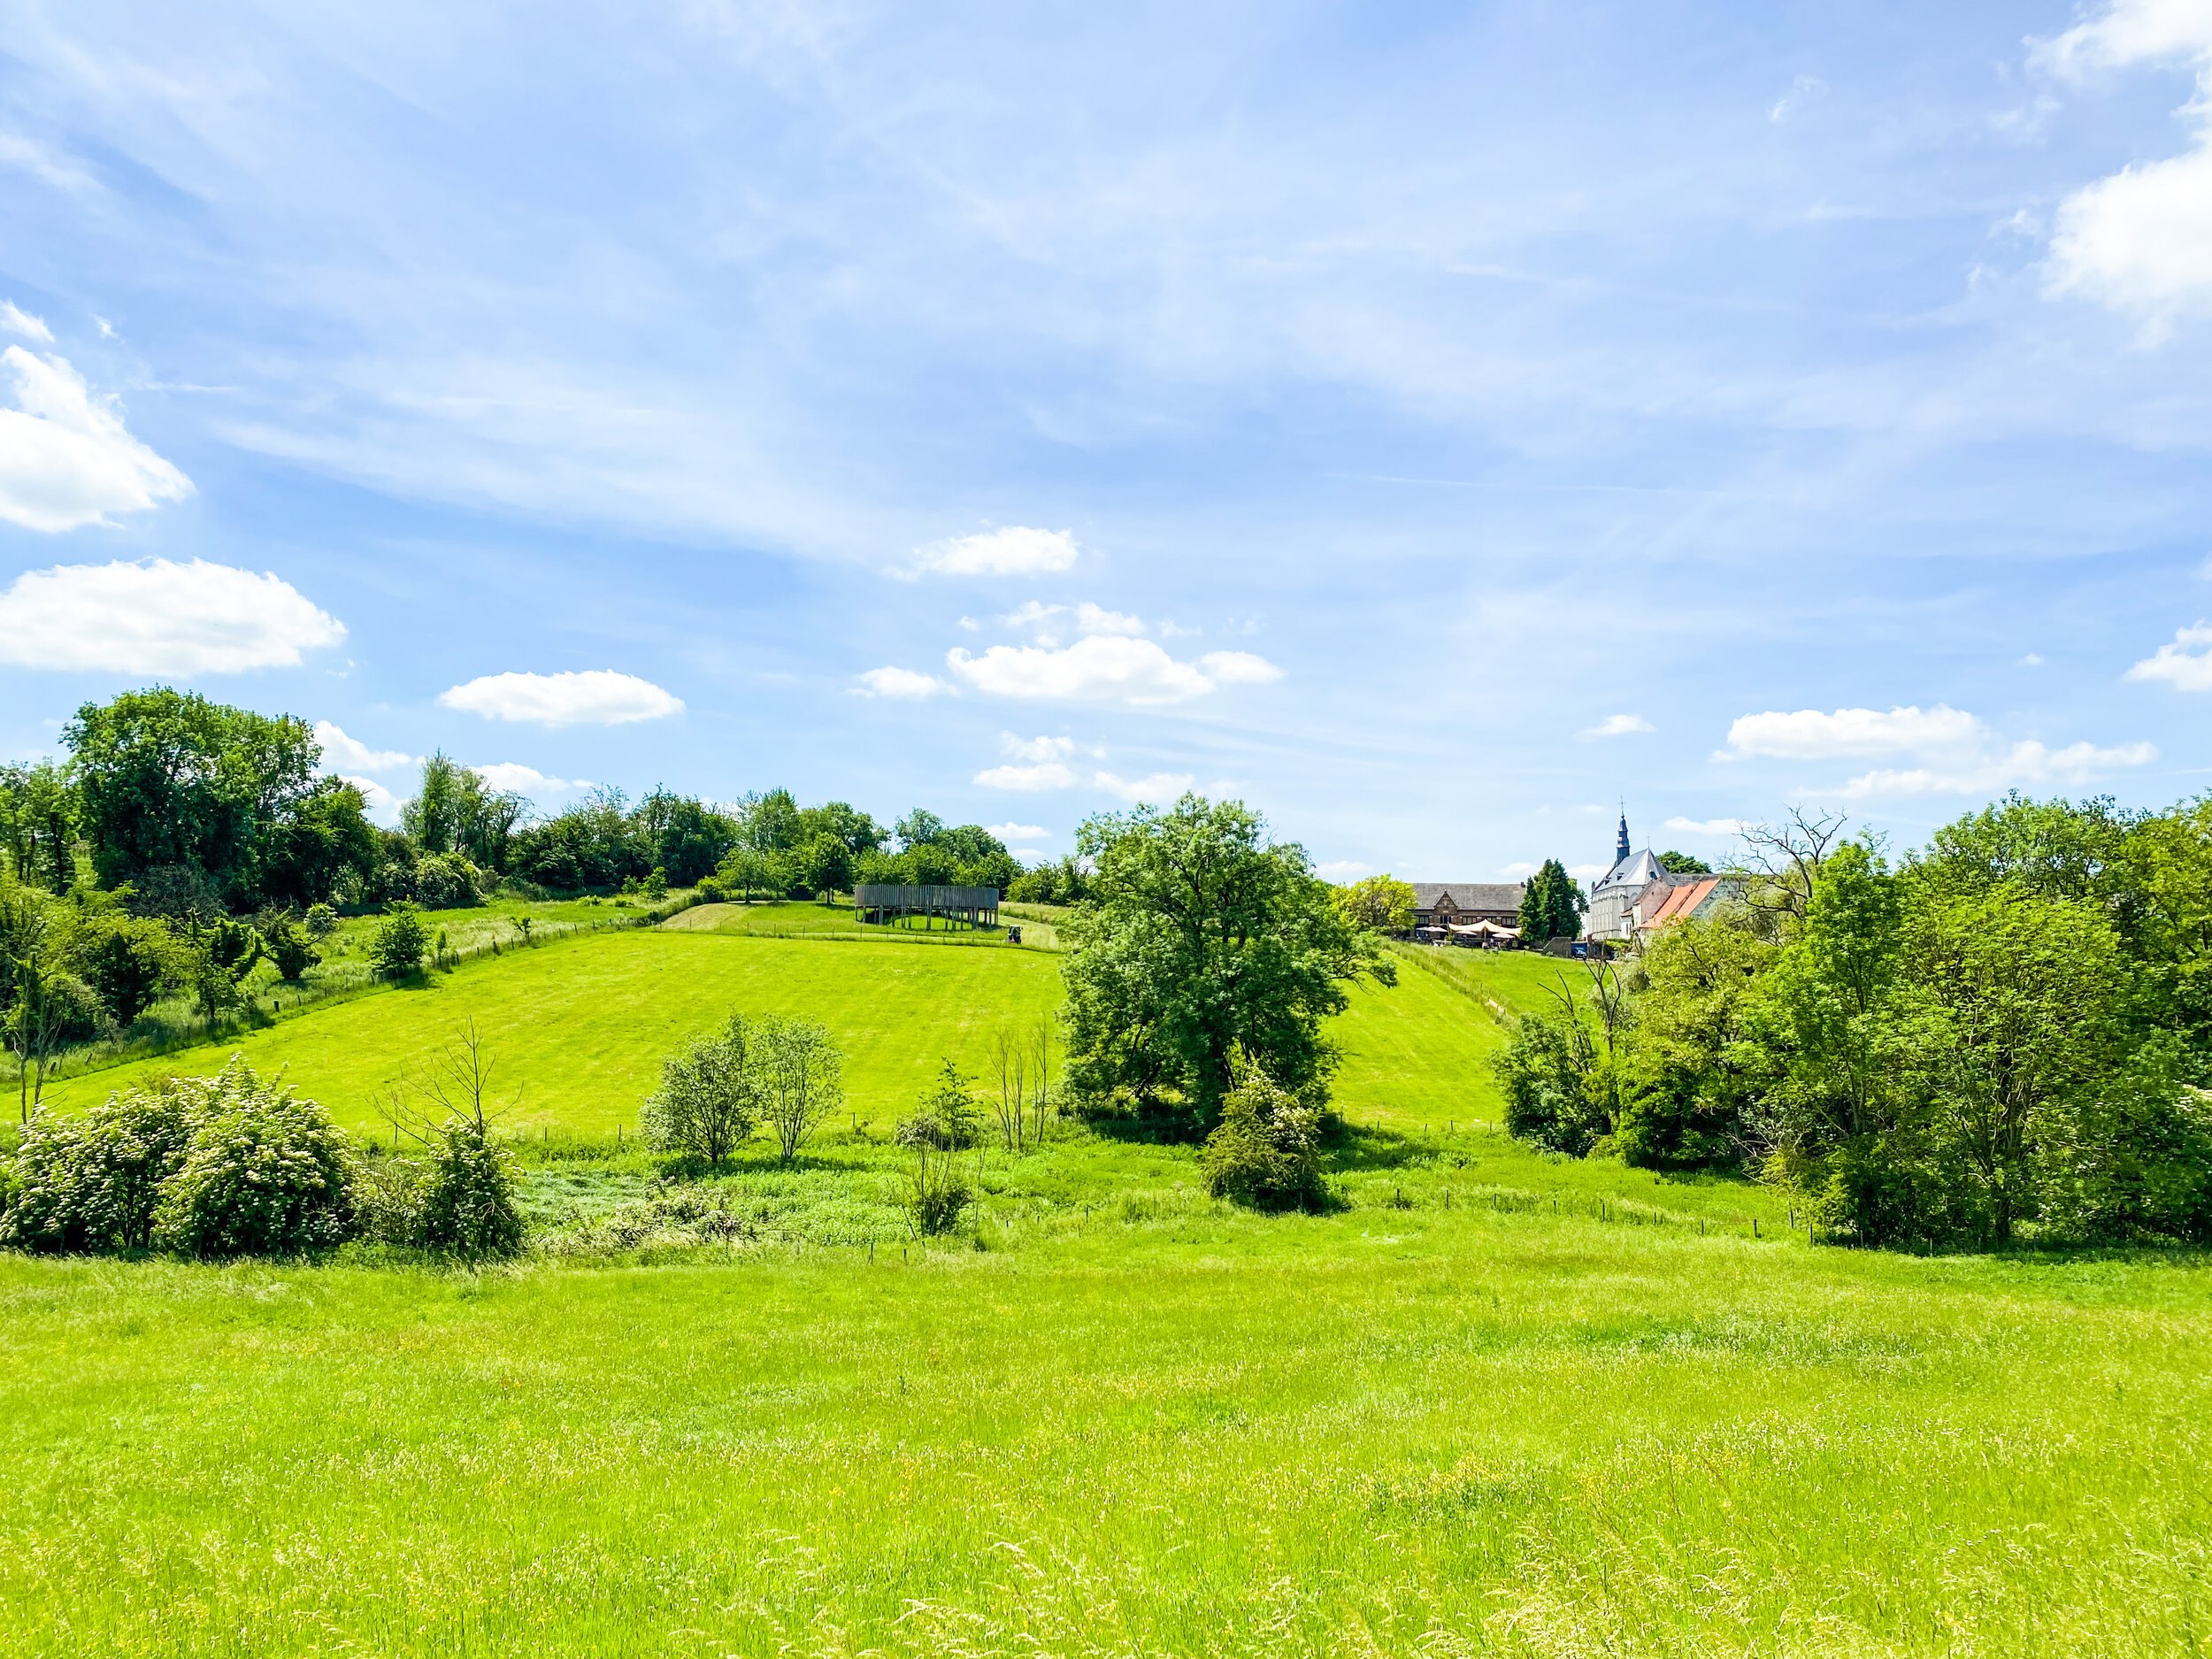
left=258, top=779, right=380, bottom=909
left=259, top=914, right=319, bottom=982
left=0, top=760, right=81, bottom=894
left=1062, top=794, right=1388, bottom=1126
left=65, top=688, right=321, bottom=906
left=1517, top=859, right=1584, bottom=943
left=895, top=807, right=946, bottom=849
left=370, top=902, right=429, bottom=979
left=757, top=1016, right=841, bottom=1164
left=1657, top=850, right=1710, bottom=875
left=72, top=910, right=186, bottom=1023
left=719, top=846, right=781, bottom=903
left=1335, top=874, right=1417, bottom=933
left=641, top=1012, right=762, bottom=1169
left=795, top=832, right=854, bottom=902
left=403, top=752, right=470, bottom=854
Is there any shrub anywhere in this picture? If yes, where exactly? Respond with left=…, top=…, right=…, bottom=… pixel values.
left=415, top=1117, right=524, bottom=1256
left=907, top=1059, right=980, bottom=1150
left=152, top=1058, right=354, bottom=1257
left=72, top=911, right=185, bottom=1025
left=261, top=914, right=320, bottom=981
left=903, top=1143, right=972, bottom=1236
left=1200, top=1061, right=1326, bottom=1210
left=1493, top=1015, right=1609, bottom=1157
left=642, top=1013, right=762, bottom=1168
left=303, top=902, right=339, bottom=939
left=370, top=902, right=429, bottom=979
left=0, top=1085, right=196, bottom=1253
left=412, top=852, right=484, bottom=910
left=695, top=875, right=727, bottom=903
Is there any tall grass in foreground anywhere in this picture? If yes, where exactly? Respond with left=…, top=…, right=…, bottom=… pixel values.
left=1, top=1198, right=2205, bottom=1657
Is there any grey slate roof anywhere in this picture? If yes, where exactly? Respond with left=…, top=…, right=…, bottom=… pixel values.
left=1591, top=849, right=1666, bottom=894
left=1409, top=882, right=1525, bottom=914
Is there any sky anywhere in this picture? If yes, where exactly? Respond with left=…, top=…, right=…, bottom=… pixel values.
left=4, top=0, right=2212, bottom=883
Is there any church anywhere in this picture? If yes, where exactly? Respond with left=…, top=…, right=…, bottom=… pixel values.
left=1583, top=814, right=1741, bottom=945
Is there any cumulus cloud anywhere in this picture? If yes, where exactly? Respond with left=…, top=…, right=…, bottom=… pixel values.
left=1724, top=700, right=2155, bottom=799
left=999, top=733, right=1087, bottom=763
left=2128, top=621, right=2212, bottom=689
left=472, top=761, right=588, bottom=795
left=974, top=761, right=1079, bottom=791
left=2035, top=1, right=2212, bottom=328
left=314, top=721, right=415, bottom=773
left=1500, top=861, right=1540, bottom=879
left=906, top=526, right=1079, bottom=578
left=439, top=669, right=682, bottom=726
left=342, top=774, right=403, bottom=826
left=0, top=347, right=194, bottom=531
left=1663, top=816, right=1749, bottom=837
left=0, top=558, right=345, bottom=672
left=1094, top=770, right=1195, bottom=803
left=947, top=634, right=1284, bottom=704
left=1826, top=740, right=2157, bottom=800
left=853, top=665, right=953, bottom=699
left=1, top=302, right=52, bottom=343
left=1002, top=600, right=1146, bottom=644
left=986, top=821, right=1050, bottom=843
left=1568, top=863, right=1608, bottom=881
left=1578, top=712, right=1655, bottom=741
left=1317, top=860, right=1372, bottom=881
left=1721, top=704, right=1983, bottom=761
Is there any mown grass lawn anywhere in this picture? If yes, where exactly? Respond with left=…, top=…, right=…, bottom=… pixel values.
left=36, top=917, right=1555, bottom=1135
left=2, top=1206, right=2205, bottom=1657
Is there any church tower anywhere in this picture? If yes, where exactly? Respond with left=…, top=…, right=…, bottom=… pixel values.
left=1615, top=810, right=1631, bottom=863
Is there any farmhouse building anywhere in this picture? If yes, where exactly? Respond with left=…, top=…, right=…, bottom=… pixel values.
left=1409, top=882, right=1525, bottom=930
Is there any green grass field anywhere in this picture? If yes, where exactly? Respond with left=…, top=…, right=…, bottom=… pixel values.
left=36, top=917, right=1541, bottom=1134
left=10, top=927, right=2209, bottom=1655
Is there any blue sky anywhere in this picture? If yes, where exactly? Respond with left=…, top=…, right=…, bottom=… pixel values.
left=4, top=0, right=2212, bottom=881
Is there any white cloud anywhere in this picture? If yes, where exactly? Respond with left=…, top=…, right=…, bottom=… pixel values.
left=986, top=821, right=1050, bottom=842
left=2019, top=653, right=2046, bottom=667
left=314, top=721, right=416, bottom=773
left=472, top=761, right=588, bottom=795
left=2128, top=621, right=2212, bottom=689
left=0, top=347, right=194, bottom=531
left=1663, top=816, right=1748, bottom=838
left=342, top=774, right=403, bottom=826
left=947, top=634, right=1282, bottom=704
left=1768, top=74, right=1826, bottom=122
left=1, top=303, right=52, bottom=344
left=974, top=761, right=1079, bottom=791
left=1500, top=861, right=1540, bottom=879
left=999, top=733, right=1084, bottom=763
left=854, top=664, right=953, bottom=699
left=1002, top=600, right=1147, bottom=644
left=1198, top=649, right=1286, bottom=687
left=1721, top=704, right=1984, bottom=761
left=2035, top=1, right=2212, bottom=328
left=1094, top=769, right=1195, bottom=803
left=0, top=558, right=345, bottom=672
left=1826, top=740, right=2158, bottom=800
left=1578, top=712, right=1655, bottom=741
left=1568, top=863, right=1608, bottom=882
left=439, top=669, right=682, bottom=726
left=1317, top=859, right=1372, bottom=880
left=907, top=526, right=1079, bottom=578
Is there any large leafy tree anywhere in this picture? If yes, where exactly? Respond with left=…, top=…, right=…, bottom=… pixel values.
left=259, top=780, right=380, bottom=910
left=65, top=689, right=319, bottom=905
left=0, top=761, right=81, bottom=894
left=1062, top=794, right=1387, bottom=1125
left=1335, top=874, right=1416, bottom=933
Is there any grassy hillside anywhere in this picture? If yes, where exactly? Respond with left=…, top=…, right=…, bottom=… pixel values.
left=37, top=920, right=1554, bottom=1134
left=39, top=928, right=1062, bottom=1133
left=3, top=1210, right=2205, bottom=1657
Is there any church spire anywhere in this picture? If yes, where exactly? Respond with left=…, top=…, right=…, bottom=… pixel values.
left=1616, top=807, right=1631, bottom=862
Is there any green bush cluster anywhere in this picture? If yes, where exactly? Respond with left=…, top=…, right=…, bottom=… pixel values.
left=1495, top=795, right=2212, bottom=1250
left=0, top=1058, right=352, bottom=1257
left=1200, top=1060, right=1327, bottom=1211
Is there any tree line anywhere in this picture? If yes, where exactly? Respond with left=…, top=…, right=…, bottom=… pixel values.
left=1496, top=796, right=2212, bottom=1248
